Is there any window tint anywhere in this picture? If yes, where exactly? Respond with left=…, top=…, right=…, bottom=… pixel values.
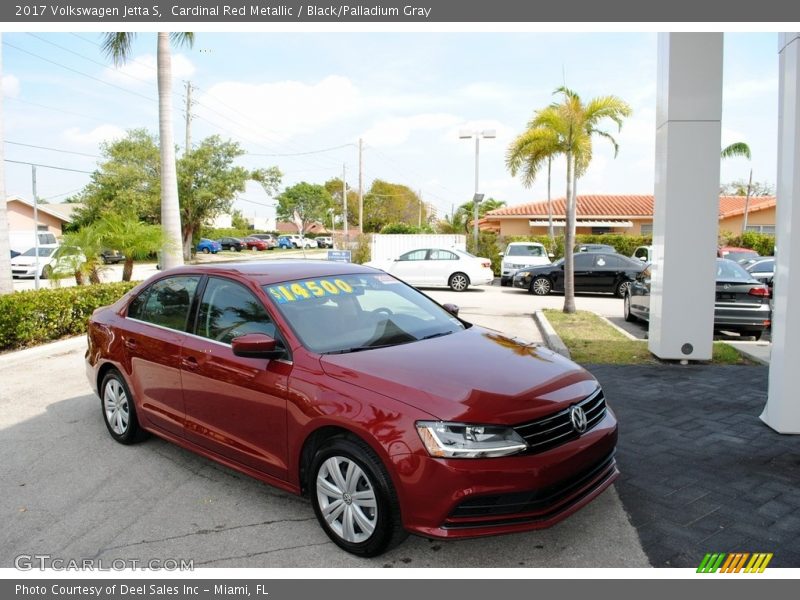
left=634, top=247, right=649, bottom=259
left=507, top=245, right=545, bottom=257
left=196, top=277, right=276, bottom=344
left=751, top=260, right=774, bottom=273
left=429, top=249, right=457, bottom=260
left=399, top=249, right=428, bottom=261
left=127, top=289, right=149, bottom=320
left=595, top=255, right=625, bottom=268
left=138, top=276, right=200, bottom=331
left=573, top=253, right=594, bottom=268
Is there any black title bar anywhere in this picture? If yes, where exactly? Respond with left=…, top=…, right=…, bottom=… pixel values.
left=4, top=0, right=800, bottom=22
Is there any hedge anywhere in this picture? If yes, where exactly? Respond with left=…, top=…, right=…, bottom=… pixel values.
left=503, top=234, right=653, bottom=259
left=0, top=281, right=138, bottom=351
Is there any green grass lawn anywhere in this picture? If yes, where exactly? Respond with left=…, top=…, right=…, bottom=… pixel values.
left=542, top=309, right=750, bottom=365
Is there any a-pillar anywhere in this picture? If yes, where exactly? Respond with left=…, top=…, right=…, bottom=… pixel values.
left=649, top=33, right=723, bottom=361
left=762, top=33, right=800, bottom=433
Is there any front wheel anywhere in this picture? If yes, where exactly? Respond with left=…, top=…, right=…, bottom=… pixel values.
left=310, top=437, right=407, bottom=557
left=530, top=276, right=551, bottom=295
left=448, top=272, right=470, bottom=292
left=500, top=277, right=510, bottom=287
left=615, top=279, right=632, bottom=298
left=40, top=265, right=52, bottom=280
left=202, top=248, right=210, bottom=254
left=235, top=246, right=242, bottom=252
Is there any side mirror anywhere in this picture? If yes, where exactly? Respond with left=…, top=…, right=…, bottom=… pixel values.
left=548, top=252, right=555, bottom=258
left=442, top=303, right=460, bottom=318
left=639, top=256, right=647, bottom=261
left=497, top=252, right=504, bottom=258
left=231, top=333, right=285, bottom=359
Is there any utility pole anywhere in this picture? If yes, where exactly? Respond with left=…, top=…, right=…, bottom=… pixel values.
left=31, top=165, right=39, bottom=291
left=342, top=163, right=349, bottom=242
left=184, top=81, right=193, bottom=155
left=358, top=138, right=364, bottom=234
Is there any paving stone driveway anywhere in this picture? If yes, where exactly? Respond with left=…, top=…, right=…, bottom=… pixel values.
left=591, top=364, right=800, bottom=567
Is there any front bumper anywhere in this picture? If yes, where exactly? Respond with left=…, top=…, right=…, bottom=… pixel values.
left=513, top=272, right=532, bottom=289
left=390, top=408, right=618, bottom=539
left=11, top=266, right=38, bottom=278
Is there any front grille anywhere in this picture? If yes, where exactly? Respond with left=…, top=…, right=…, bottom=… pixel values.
left=446, top=451, right=616, bottom=524
left=513, top=388, right=607, bottom=454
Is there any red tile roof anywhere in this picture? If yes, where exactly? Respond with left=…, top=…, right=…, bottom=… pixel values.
left=485, top=194, right=776, bottom=220
left=276, top=221, right=329, bottom=234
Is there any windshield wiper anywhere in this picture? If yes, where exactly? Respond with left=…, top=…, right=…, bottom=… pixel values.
left=419, top=330, right=454, bottom=340
left=324, top=343, right=400, bottom=355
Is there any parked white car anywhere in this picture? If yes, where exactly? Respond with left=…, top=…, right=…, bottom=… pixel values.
left=631, top=245, right=653, bottom=263
left=10, top=245, right=86, bottom=279
left=9, top=230, right=57, bottom=254
left=287, top=234, right=316, bottom=248
left=499, top=242, right=552, bottom=286
left=366, top=247, right=494, bottom=291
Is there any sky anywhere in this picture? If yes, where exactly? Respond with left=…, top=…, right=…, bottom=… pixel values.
left=1, top=31, right=780, bottom=223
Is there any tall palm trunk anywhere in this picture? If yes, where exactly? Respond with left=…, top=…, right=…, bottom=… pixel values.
left=547, top=157, right=554, bottom=245
left=0, top=37, right=14, bottom=295
left=563, top=151, right=576, bottom=313
left=157, top=32, right=184, bottom=270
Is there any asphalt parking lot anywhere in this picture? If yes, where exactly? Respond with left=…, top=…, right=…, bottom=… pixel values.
left=0, top=283, right=649, bottom=568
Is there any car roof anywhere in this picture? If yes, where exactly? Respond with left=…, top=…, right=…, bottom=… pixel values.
left=161, top=260, right=376, bottom=286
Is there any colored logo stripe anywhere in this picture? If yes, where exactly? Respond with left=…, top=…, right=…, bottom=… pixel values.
left=697, top=552, right=773, bottom=573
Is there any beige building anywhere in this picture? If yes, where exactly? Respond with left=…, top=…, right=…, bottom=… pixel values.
left=481, top=194, right=776, bottom=237
left=5, top=195, right=83, bottom=237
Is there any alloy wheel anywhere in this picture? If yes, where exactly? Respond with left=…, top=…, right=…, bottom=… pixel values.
left=532, top=277, right=551, bottom=295
left=449, top=273, right=469, bottom=291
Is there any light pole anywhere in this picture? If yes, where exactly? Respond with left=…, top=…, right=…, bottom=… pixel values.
left=459, top=129, right=495, bottom=249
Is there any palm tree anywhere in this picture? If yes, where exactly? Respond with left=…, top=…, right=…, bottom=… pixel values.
left=506, top=126, right=561, bottom=246
left=0, top=36, right=14, bottom=295
left=721, top=142, right=753, bottom=233
left=96, top=214, right=166, bottom=281
left=102, top=32, right=194, bottom=271
left=510, top=87, right=631, bottom=313
left=58, top=224, right=106, bottom=285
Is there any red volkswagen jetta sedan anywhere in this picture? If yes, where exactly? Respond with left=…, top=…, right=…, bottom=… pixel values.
left=86, top=261, right=618, bottom=556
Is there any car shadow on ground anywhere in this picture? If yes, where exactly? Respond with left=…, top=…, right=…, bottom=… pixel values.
left=0, top=393, right=647, bottom=568
left=607, top=317, right=772, bottom=343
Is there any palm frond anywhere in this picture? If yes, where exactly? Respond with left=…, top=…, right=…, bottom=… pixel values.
left=721, top=142, right=751, bottom=160
left=102, top=33, right=136, bottom=66
left=170, top=32, right=195, bottom=48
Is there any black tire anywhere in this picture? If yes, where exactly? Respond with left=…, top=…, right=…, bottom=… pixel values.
left=500, top=277, right=510, bottom=287
left=623, top=293, right=637, bottom=322
left=202, top=248, right=210, bottom=254
left=235, top=246, right=242, bottom=252
left=615, top=279, right=632, bottom=298
left=743, top=330, right=764, bottom=341
left=100, top=369, right=148, bottom=445
left=309, top=437, right=407, bottom=557
left=448, top=272, right=470, bottom=292
left=530, top=276, right=551, bottom=295
left=40, top=265, right=52, bottom=280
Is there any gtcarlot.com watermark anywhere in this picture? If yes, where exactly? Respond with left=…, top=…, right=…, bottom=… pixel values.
left=15, top=554, right=194, bottom=571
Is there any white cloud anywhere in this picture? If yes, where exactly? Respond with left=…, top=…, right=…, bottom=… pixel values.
left=2, top=74, right=20, bottom=98
left=62, top=124, right=126, bottom=147
left=197, top=75, right=360, bottom=143
left=362, top=113, right=462, bottom=147
left=104, top=53, right=195, bottom=86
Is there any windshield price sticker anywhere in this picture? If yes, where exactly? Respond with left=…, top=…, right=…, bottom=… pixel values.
left=268, top=279, right=354, bottom=303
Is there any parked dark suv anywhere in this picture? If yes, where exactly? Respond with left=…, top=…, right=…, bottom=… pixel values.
left=218, top=237, right=244, bottom=252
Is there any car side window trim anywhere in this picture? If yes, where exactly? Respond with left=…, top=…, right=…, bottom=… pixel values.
left=125, top=275, right=200, bottom=332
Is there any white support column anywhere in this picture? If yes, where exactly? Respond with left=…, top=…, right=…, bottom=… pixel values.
left=649, top=33, right=723, bottom=361
left=762, top=33, right=800, bottom=434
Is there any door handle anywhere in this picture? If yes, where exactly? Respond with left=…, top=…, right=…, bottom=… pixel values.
left=181, top=356, right=199, bottom=370
left=123, top=339, right=137, bottom=350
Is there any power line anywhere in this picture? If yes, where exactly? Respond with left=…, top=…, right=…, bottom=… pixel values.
left=3, top=40, right=156, bottom=103
left=5, top=140, right=100, bottom=159
left=26, top=33, right=156, bottom=88
left=4, top=159, right=93, bottom=174
left=5, top=96, right=111, bottom=125
left=247, top=143, right=357, bottom=157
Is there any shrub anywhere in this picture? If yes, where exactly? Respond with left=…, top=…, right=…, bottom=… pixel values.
left=0, top=281, right=138, bottom=351
left=379, top=222, right=434, bottom=234
left=467, top=231, right=502, bottom=275
left=719, top=231, right=776, bottom=256
left=350, top=234, right=372, bottom=264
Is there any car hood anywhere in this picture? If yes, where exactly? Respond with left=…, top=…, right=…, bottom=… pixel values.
left=319, top=326, right=598, bottom=424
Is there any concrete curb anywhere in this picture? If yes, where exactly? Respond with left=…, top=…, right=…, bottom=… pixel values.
left=597, top=315, right=640, bottom=341
left=533, top=310, right=571, bottom=359
left=727, top=342, right=771, bottom=365
left=0, top=335, right=86, bottom=366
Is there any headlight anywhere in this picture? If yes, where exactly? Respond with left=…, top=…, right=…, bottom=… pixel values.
left=416, top=421, right=528, bottom=458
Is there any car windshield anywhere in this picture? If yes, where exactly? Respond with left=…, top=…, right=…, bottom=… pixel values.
left=264, top=273, right=466, bottom=354
left=508, top=245, right=545, bottom=257
left=22, top=247, right=57, bottom=257
left=717, top=259, right=754, bottom=282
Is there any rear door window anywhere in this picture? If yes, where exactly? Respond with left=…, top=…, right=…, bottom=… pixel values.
left=133, top=276, right=201, bottom=331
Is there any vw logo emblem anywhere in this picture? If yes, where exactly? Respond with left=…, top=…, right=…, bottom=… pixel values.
left=724, top=283, right=731, bottom=290
left=570, top=406, right=588, bottom=433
